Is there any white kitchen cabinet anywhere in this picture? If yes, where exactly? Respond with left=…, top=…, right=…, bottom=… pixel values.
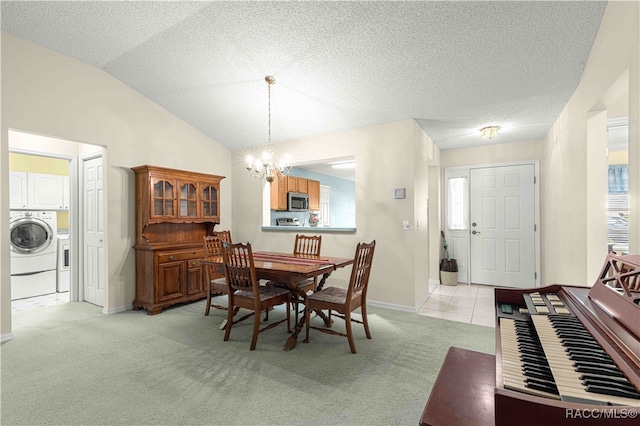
left=9, top=171, right=28, bottom=209
left=27, top=173, right=65, bottom=210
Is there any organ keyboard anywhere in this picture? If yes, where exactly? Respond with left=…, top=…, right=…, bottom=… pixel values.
left=495, top=254, right=640, bottom=425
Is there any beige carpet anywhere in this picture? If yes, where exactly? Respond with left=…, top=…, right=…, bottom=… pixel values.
left=1, top=300, right=494, bottom=425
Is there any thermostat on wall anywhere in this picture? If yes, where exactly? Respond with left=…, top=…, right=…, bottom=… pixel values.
left=394, top=188, right=406, bottom=199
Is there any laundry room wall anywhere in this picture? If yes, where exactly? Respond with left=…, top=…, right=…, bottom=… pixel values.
left=9, top=152, right=70, bottom=231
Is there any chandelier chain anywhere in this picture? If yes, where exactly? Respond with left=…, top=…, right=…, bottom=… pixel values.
left=244, top=75, right=291, bottom=184
left=268, top=78, right=271, bottom=149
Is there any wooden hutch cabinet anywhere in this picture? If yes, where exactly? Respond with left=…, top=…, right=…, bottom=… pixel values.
left=132, top=165, right=224, bottom=315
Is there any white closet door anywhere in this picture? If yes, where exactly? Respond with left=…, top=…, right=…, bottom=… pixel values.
left=83, top=157, right=104, bottom=306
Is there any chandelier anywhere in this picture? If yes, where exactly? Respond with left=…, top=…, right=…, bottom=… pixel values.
left=245, top=75, right=291, bottom=184
left=480, top=125, right=501, bottom=140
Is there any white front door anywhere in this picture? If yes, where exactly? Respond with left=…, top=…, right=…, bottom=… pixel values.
left=470, top=164, right=536, bottom=288
left=83, top=157, right=104, bottom=306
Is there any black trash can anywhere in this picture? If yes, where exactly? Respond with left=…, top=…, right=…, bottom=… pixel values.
left=439, top=258, right=458, bottom=286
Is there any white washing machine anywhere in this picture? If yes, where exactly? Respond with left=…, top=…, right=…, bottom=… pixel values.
left=9, top=211, right=58, bottom=299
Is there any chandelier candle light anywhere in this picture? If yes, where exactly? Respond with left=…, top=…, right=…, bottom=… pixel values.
left=246, top=76, right=291, bottom=184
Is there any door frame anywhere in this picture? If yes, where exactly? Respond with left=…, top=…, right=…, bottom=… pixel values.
left=444, top=160, right=540, bottom=287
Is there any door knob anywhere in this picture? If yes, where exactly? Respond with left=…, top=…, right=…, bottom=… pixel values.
left=472, top=230, right=481, bottom=235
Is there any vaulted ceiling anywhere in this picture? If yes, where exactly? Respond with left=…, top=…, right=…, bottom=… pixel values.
left=1, top=1, right=608, bottom=151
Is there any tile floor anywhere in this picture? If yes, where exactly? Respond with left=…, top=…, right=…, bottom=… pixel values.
left=11, top=292, right=70, bottom=313
left=12, top=286, right=496, bottom=328
left=418, top=283, right=495, bottom=327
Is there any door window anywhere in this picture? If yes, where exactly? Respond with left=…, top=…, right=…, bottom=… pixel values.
left=607, top=118, right=629, bottom=254
left=447, top=177, right=468, bottom=230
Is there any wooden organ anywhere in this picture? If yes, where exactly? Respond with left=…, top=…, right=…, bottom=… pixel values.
left=421, top=254, right=640, bottom=425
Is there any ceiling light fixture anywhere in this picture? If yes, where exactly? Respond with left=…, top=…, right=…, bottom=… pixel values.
left=480, top=125, right=501, bottom=140
left=245, top=76, right=291, bottom=184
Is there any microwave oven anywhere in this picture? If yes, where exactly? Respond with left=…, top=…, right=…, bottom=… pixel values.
left=287, top=192, right=309, bottom=212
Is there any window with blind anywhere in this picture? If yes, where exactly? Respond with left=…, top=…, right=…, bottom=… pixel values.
left=607, top=118, right=629, bottom=254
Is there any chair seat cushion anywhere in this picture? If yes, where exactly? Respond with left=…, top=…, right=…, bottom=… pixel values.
left=210, top=277, right=228, bottom=293
left=265, top=279, right=314, bottom=290
left=296, top=278, right=315, bottom=289
left=307, top=286, right=358, bottom=304
left=235, top=286, right=289, bottom=301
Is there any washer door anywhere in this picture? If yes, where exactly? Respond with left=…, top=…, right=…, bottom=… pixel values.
left=10, top=217, right=54, bottom=254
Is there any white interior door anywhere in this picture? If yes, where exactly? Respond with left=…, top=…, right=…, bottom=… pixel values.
left=470, top=164, right=536, bottom=288
left=319, top=185, right=331, bottom=227
left=83, top=156, right=104, bottom=306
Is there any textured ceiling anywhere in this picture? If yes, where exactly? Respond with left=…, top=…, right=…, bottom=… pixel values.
left=1, top=1, right=608, bottom=152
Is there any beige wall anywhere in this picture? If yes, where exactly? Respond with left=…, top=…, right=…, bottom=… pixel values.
left=542, top=1, right=639, bottom=286
left=1, top=33, right=232, bottom=340
left=440, top=139, right=544, bottom=170
left=231, top=120, right=440, bottom=311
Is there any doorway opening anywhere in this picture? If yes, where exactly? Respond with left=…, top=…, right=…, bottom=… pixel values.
left=8, top=130, right=105, bottom=312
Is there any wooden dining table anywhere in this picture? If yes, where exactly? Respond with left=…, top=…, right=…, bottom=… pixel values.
left=202, top=251, right=354, bottom=351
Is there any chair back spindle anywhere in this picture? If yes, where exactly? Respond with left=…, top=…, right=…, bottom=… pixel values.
left=203, top=231, right=233, bottom=316
left=346, top=241, right=376, bottom=302
left=204, top=230, right=232, bottom=257
left=222, top=242, right=258, bottom=294
left=294, top=234, right=321, bottom=257
left=212, top=230, right=232, bottom=244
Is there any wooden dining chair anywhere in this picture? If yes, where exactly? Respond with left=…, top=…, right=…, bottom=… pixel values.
left=221, top=242, right=291, bottom=350
left=203, top=231, right=233, bottom=316
left=294, top=234, right=322, bottom=258
left=292, top=234, right=322, bottom=320
left=212, top=230, right=232, bottom=243
left=304, top=240, right=376, bottom=354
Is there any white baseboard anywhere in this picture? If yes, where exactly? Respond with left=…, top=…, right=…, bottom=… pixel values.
left=102, top=304, right=133, bottom=315
left=1, top=332, right=15, bottom=343
left=416, top=292, right=430, bottom=312
left=367, top=300, right=415, bottom=313
left=370, top=279, right=443, bottom=314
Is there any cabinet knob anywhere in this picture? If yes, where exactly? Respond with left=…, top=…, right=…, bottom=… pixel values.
left=191, top=261, right=197, bottom=266
left=168, top=255, right=175, bottom=261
